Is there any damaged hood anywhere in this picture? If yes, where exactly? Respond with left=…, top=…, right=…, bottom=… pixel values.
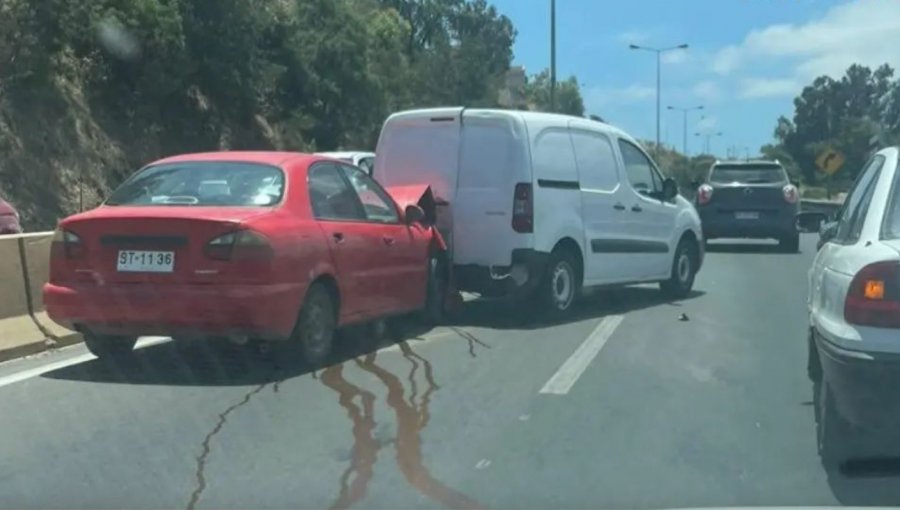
left=385, top=184, right=444, bottom=225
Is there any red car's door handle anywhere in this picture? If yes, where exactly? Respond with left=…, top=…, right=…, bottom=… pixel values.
left=332, top=232, right=345, bottom=244
left=383, top=236, right=395, bottom=246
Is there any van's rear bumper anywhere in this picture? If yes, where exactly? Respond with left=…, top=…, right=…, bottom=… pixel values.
left=453, top=249, right=548, bottom=298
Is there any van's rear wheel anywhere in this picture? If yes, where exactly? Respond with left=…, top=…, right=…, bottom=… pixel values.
left=421, top=252, right=447, bottom=325
left=84, top=332, right=137, bottom=361
left=660, top=238, right=697, bottom=299
left=535, top=248, right=580, bottom=319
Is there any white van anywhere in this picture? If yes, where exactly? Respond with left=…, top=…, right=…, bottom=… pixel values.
left=373, top=107, right=703, bottom=316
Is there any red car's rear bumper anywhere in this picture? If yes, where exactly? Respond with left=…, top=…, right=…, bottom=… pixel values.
left=43, top=281, right=304, bottom=340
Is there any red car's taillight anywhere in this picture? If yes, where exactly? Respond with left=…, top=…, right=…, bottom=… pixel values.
left=51, top=229, right=85, bottom=259
left=204, top=230, right=273, bottom=261
left=783, top=184, right=799, bottom=204
left=512, top=183, right=533, bottom=233
left=844, top=261, right=900, bottom=329
left=696, top=184, right=713, bottom=205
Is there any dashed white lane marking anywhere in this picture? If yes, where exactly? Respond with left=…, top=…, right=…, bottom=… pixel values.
left=0, top=337, right=170, bottom=389
left=539, top=314, right=625, bottom=395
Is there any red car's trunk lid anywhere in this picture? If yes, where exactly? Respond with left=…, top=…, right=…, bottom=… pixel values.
left=62, top=206, right=267, bottom=284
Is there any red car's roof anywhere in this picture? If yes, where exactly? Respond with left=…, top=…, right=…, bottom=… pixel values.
left=151, top=151, right=319, bottom=167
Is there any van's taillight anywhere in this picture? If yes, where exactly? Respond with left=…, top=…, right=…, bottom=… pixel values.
left=697, top=184, right=713, bottom=205
left=844, top=261, right=900, bottom=329
left=204, top=230, right=273, bottom=261
left=512, top=183, right=533, bottom=233
left=52, top=229, right=85, bottom=259
left=783, top=184, right=799, bottom=204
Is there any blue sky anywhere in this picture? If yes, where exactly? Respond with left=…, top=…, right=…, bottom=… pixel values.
left=489, top=0, right=900, bottom=158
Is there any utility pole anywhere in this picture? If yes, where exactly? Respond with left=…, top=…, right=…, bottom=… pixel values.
left=550, top=0, right=556, bottom=112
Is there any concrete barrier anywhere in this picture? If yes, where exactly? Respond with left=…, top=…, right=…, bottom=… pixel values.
left=20, top=232, right=80, bottom=347
left=0, top=234, right=49, bottom=362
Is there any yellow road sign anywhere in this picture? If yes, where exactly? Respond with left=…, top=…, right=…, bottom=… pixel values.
left=816, top=149, right=844, bottom=175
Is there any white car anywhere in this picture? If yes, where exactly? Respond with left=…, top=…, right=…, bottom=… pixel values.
left=315, top=151, right=375, bottom=175
left=800, top=146, right=900, bottom=463
left=373, top=107, right=704, bottom=317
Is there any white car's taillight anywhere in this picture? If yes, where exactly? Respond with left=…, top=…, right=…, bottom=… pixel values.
left=782, top=184, right=799, bottom=204
left=696, top=184, right=713, bottom=205
left=204, top=230, right=272, bottom=261
left=844, top=261, right=900, bottom=329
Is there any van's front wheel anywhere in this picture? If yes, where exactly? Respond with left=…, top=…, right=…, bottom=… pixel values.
left=660, top=238, right=697, bottom=299
left=535, top=248, right=581, bottom=320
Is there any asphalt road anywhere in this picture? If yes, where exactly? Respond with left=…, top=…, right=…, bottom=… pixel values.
left=2, top=233, right=900, bottom=509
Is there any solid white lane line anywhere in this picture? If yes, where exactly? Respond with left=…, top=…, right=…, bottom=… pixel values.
left=0, top=337, right=170, bottom=389
left=539, top=314, right=624, bottom=395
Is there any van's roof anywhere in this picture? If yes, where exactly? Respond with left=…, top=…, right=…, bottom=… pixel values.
left=385, top=107, right=638, bottom=146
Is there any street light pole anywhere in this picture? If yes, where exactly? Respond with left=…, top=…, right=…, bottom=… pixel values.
left=695, top=131, right=723, bottom=155
left=667, top=105, right=703, bottom=156
left=629, top=43, right=688, bottom=157
left=550, top=0, right=556, bottom=112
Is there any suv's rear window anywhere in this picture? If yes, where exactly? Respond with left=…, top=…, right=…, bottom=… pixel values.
left=709, top=164, right=787, bottom=184
left=106, top=162, right=284, bottom=207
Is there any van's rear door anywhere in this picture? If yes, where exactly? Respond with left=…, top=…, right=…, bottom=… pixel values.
left=453, top=111, right=531, bottom=266
left=373, top=108, right=462, bottom=250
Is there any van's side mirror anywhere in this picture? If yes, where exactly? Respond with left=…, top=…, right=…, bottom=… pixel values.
left=404, top=204, right=425, bottom=225
left=662, top=178, right=678, bottom=200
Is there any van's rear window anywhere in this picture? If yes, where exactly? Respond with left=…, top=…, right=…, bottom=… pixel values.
left=710, top=164, right=787, bottom=184
left=106, top=162, right=285, bottom=207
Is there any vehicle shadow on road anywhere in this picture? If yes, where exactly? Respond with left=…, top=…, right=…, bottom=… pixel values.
left=447, top=286, right=705, bottom=331
left=704, top=242, right=792, bottom=254
left=39, top=327, right=408, bottom=388
left=812, top=380, right=900, bottom=505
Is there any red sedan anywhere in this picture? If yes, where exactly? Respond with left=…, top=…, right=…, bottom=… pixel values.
left=44, top=152, right=448, bottom=362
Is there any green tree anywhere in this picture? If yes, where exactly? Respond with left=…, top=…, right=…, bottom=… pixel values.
left=525, top=70, right=585, bottom=116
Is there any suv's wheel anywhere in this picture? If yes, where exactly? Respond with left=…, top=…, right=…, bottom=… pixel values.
left=84, top=332, right=137, bottom=361
left=780, top=234, right=800, bottom=253
left=535, top=248, right=580, bottom=319
left=660, top=238, right=697, bottom=299
left=288, top=283, right=337, bottom=365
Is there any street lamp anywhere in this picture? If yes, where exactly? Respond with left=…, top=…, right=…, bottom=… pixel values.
left=695, top=131, right=723, bottom=155
left=550, top=0, right=556, bottom=111
left=629, top=43, right=689, bottom=157
left=667, top=105, right=703, bottom=156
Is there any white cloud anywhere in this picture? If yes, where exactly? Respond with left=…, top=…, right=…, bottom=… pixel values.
left=585, top=84, right=655, bottom=107
left=738, top=78, right=803, bottom=99
left=712, top=0, right=900, bottom=82
left=692, top=81, right=722, bottom=102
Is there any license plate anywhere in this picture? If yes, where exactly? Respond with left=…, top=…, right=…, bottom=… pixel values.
left=735, top=211, right=759, bottom=220
left=117, top=250, right=175, bottom=273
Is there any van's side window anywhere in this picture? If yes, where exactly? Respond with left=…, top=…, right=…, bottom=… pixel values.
left=571, top=130, right=619, bottom=191
left=618, top=140, right=660, bottom=196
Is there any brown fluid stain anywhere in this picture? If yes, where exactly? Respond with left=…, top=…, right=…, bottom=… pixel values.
left=320, top=364, right=381, bottom=510
left=356, top=346, right=485, bottom=510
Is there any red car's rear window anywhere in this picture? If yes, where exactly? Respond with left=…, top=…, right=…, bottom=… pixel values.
left=106, top=161, right=285, bottom=207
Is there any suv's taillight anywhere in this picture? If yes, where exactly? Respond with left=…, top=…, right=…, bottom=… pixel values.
left=783, top=184, right=799, bottom=204
left=51, top=229, right=85, bottom=259
left=204, top=230, right=273, bottom=261
left=844, top=261, right=900, bottom=329
left=696, top=184, right=713, bottom=205
left=512, top=183, right=533, bottom=233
